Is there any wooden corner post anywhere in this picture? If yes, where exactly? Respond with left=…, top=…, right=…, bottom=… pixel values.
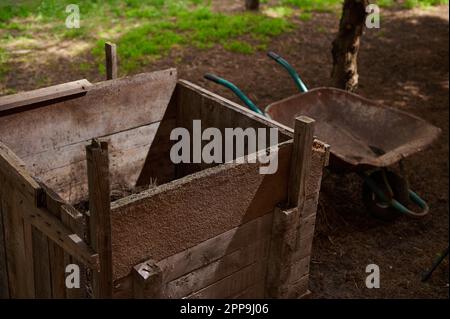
left=86, top=140, right=113, bottom=298
left=266, top=116, right=315, bottom=298
left=288, top=116, right=315, bottom=208
left=105, top=42, right=117, bottom=80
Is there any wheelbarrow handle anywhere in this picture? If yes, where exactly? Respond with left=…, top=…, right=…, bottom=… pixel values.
left=204, top=73, right=264, bottom=116
left=267, top=51, right=309, bottom=93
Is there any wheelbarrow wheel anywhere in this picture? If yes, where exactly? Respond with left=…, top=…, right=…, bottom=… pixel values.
left=362, top=170, right=410, bottom=221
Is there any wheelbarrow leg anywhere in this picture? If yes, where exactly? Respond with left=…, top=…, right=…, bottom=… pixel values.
left=359, top=170, right=430, bottom=220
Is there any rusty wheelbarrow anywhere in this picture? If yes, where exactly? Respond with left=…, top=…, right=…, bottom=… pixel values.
left=204, top=52, right=441, bottom=220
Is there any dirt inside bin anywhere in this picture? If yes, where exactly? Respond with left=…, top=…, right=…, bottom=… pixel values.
left=74, top=182, right=158, bottom=213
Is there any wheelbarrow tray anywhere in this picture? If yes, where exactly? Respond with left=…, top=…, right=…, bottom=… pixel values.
left=266, top=88, right=441, bottom=171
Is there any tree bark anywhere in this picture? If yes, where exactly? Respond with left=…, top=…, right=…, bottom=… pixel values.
left=331, top=0, right=369, bottom=91
left=245, top=0, right=259, bottom=11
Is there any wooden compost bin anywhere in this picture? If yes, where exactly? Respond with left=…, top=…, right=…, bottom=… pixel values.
left=0, top=69, right=329, bottom=299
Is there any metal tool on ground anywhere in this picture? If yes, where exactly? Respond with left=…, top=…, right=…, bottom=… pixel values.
left=421, top=246, right=449, bottom=282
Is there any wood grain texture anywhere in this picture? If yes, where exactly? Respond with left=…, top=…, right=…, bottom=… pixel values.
left=31, top=228, right=52, bottom=298
left=0, top=80, right=91, bottom=114
left=288, top=116, right=315, bottom=207
left=86, top=141, right=113, bottom=298
left=0, top=69, right=177, bottom=159
left=105, top=43, right=117, bottom=80
left=111, top=142, right=291, bottom=280
left=114, top=213, right=273, bottom=298
left=0, top=175, right=9, bottom=298
left=26, top=120, right=175, bottom=204
left=20, top=194, right=99, bottom=271
left=1, top=182, right=35, bottom=298
left=0, top=142, right=43, bottom=206
left=61, top=205, right=86, bottom=298
left=166, top=238, right=270, bottom=299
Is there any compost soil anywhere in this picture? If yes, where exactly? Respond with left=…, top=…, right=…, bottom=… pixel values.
left=4, top=5, right=449, bottom=298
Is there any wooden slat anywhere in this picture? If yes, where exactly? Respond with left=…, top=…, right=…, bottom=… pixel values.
left=20, top=195, right=99, bottom=271
left=156, top=212, right=273, bottom=284
left=165, top=238, right=270, bottom=299
left=115, top=212, right=273, bottom=298
left=105, top=43, right=117, bottom=80
left=0, top=174, right=10, bottom=298
left=110, top=141, right=291, bottom=280
left=61, top=205, right=86, bottom=298
left=186, top=262, right=264, bottom=299
left=25, top=119, right=175, bottom=204
left=0, top=143, right=40, bottom=298
left=288, top=116, right=315, bottom=207
left=0, top=70, right=177, bottom=159
left=31, top=228, right=52, bottom=298
left=1, top=182, right=35, bottom=298
left=86, top=140, right=113, bottom=298
left=0, top=142, right=43, bottom=206
left=42, top=184, right=68, bottom=298
left=177, top=80, right=292, bottom=141
left=266, top=206, right=299, bottom=298
left=0, top=80, right=91, bottom=114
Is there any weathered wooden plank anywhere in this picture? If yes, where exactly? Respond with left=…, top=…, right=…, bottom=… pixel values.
left=288, top=116, right=315, bottom=207
left=0, top=80, right=91, bottom=115
left=1, top=182, right=34, bottom=298
left=306, top=140, right=330, bottom=198
left=31, top=228, right=52, bottom=298
left=175, top=80, right=292, bottom=177
left=48, top=238, right=66, bottom=298
left=20, top=195, right=99, bottom=271
left=22, top=219, right=36, bottom=297
left=156, top=212, right=273, bottom=284
left=0, top=69, right=177, bottom=159
left=105, top=43, right=117, bottom=80
left=61, top=205, right=86, bottom=298
left=265, top=206, right=299, bottom=298
left=110, top=141, right=291, bottom=280
left=115, top=213, right=273, bottom=298
left=0, top=176, right=10, bottom=298
left=165, top=238, right=270, bottom=299
left=177, top=80, right=292, bottom=141
left=231, top=280, right=265, bottom=299
left=42, top=184, right=70, bottom=299
left=26, top=120, right=175, bottom=204
left=186, top=262, right=264, bottom=299
left=0, top=142, right=44, bottom=206
left=86, top=140, right=113, bottom=298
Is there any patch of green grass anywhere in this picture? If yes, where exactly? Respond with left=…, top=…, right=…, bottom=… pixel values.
left=377, top=0, right=396, bottom=8
left=0, top=48, right=10, bottom=80
left=299, top=12, right=313, bottom=21
left=93, top=4, right=293, bottom=72
left=404, top=0, right=449, bottom=8
left=281, top=0, right=341, bottom=12
left=281, top=0, right=448, bottom=10
left=223, top=40, right=254, bottom=54
left=0, top=0, right=447, bottom=77
left=264, top=6, right=295, bottom=18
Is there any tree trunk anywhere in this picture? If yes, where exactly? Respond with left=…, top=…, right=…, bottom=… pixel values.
left=245, top=0, right=259, bottom=11
left=331, top=0, right=369, bottom=91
